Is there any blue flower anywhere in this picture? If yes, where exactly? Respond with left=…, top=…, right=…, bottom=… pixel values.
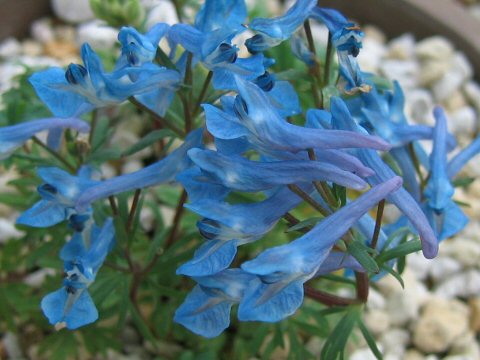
left=174, top=269, right=256, bottom=338
left=115, top=24, right=179, bottom=117
left=30, top=43, right=181, bottom=118
left=346, top=81, right=455, bottom=200
left=237, top=177, right=402, bottom=322
left=195, top=0, right=247, bottom=33
left=176, top=166, right=230, bottom=203
left=422, top=107, right=468, bottom=240
left=177, top=186, right=304, bottom=276
left=116, top=23, right=170, bottom=68
left=0, top=117, right=89, bottom=160
left=447, top=134, right=480, bottom=179
left=187, top=148, right=368, bottom=192
left=290, top=33, right=315, bottom=66
left=245, top=0, right=317, bottom=53
left=168, top=24, right=265, bottom=90
left=328, top=97, right=439, bottom=258
left=168, top=0, right=263, bottom=90
left=204, top=77, right=391, bottom=154
left=17, top=167, right=98, bottom=228
left=75, top=128, right=204, bottom=212
left=310, top=7, right=369, bottom=92
left=41, top=218, right=115, bottom=329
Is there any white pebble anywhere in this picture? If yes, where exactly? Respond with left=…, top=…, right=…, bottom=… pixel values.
left=51, top=0, right=94, bottom=23
left=418, top=59, right=451, bottom=87
left=23, top=268, right=56, bottom=288
left=76, top=20, right=118, bottom=50
left=432, top=70, right=465, bottom=101
left=452, top=52, right=473, bottom=81
left=380, top=59, right=419, bottom=90
left=435, top=270, right=480, bottom=298
left=428, top=257, right=462, bottom=283
left=379, top=328, right=409, bottom=359
left=366, top=287, right=386, bottom=309
left=463, top=81, right=480, bottom=111
left=364, top=309, right=390, bottom=336
left=415, top=36, right=454, bottom=61
left=30, top=18, right=55, bottom=44
left=405, top=89, right=434, bottom=125
left=387, top=33, right=416, bottom=60
left=440, top=238, right=480, bottom=267
left=449, top=106, right=476, bottom=136
left=358, top=38, right=386, bottom=73
left=145, top=0, right=179, bottom=28
left=350, top=348, right=380, bottom=360
left=0, top=38, right=21, bottom=59
left=2, top=333, right=23, bottom=359
left=0, top=218, right=23, bottom=243
left=21, top=40, right=43, bottom=57
left=413, top=298, right=469, bottom=353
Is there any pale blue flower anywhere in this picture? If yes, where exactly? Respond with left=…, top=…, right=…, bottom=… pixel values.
left=30, top=43, right=180, bottom=118
left=41, top=218, right=115, bottom=329
left=245, top=0, right=317, bottom=53
left=17, top=167, right=98, bottom=228
left=238, top=177, right=402, bottom=322
left=0, top=117, right=89, bottom=160
left=174, top=269, right=256, bottom=338
left=75, top=128, right=203, bottom=211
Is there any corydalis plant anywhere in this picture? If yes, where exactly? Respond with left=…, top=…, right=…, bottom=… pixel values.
left=2, top=0, right=480, bottom=358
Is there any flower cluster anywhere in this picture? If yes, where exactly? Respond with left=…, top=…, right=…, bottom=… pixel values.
left=2, top=0, right=480, bottom=350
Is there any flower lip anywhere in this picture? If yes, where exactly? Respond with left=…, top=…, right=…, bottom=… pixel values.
left=65, top=64, right=88, bottom=85
left=198, top=218, right=221, bottom=240
left=233, top=95, right=248, bottom=117
left=37, top=183, right=58, bottom=200
left=254, top=71, right=275, bottom=92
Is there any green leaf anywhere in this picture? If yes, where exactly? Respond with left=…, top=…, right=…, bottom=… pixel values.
left=319, top=274, right=356, bottom=286
left=347, top=241, right=379, bottom=273
left=376, top=238, right=422, bottom=264
left=86, top=147, right=122, bottom=163
left=0, top=288, right=16, bottom=330
left=358, top=320, right=383, bottom=359
left=380, top=264, right=405, bottom=289
left=320, top=305, right=361, bottom=360
left=333, top=183, right=346, bottom=207
left=146, top=228, right=169, bottom=263
left=155, top=47, right=177, bottom=70
left=286, top=217, right=321, bottom=233
left=129, top=300, right=157, bottom=344
left=0, top=192, right=36, bottom=207
left=38, top=330, right=78, bottom=360
left=90, top=117, right=112, bottom=152
left=121, top=129, right=175, bottom=157
left=452, top=176, right=475, bottom=188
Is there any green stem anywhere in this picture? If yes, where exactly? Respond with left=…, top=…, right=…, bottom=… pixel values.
left=108, top=196, right=119, bottom=216
left=183, top=53, right=194, bottom=133
left=370, top=199, right=385, bottom=250
left=304, top=285, right=360, bottom=306
left=140, top=189, right=188, bottom=276
left=88, top=109, right=98, bottom=146
left=171, top=0, right=183, bottom=22
left=324, top=32, right=334, bottom=86
left=354, top=271, right=369, bottom=303
left=304, top=20, right=323, bottom=109
left=193, top=71, right=213, bottom=117
left=128, top=96, right=184, bottom=137
left=31, top=136, right=76, bottom=172
left=408, top=142, right=426, bottom=193
left=288, top=184, right=330, bottom=217
left=307, top=148, right=338, bottom=209
left=127, top=189, right=142, bottom=234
